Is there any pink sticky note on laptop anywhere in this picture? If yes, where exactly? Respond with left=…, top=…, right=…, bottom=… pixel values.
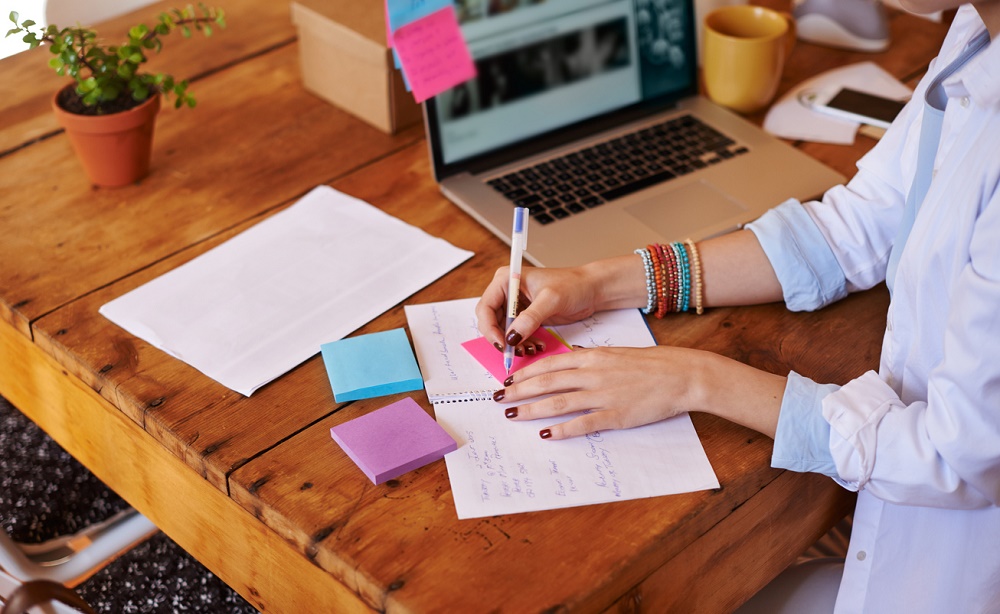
left=330, top=397, right=457, bottom=485
left=391, top=5, right=477, bottom=103
left=461, top=327, right=572, bottom=384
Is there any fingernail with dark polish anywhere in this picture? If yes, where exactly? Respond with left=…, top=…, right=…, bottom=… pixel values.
left=505, top=407, right=518, bottom=419
left=493, top=342, right=504, bottom=352
left=525, top=345, right=536, bottom=356
left=503, top=375, right=514, bottom=386
left=539, top=429, right=552, bottom=439
left=493, top=389, right=505, bottom=402
left=514, top=347, right=523, bottom=357
left=506, top=330, right=523, bottom=346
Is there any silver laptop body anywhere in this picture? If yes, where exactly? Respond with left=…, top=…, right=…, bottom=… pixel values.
left=425, top=0, right=844, bottom=268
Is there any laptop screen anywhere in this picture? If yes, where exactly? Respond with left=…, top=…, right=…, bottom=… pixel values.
left=426, top=0, right=697, bottom=179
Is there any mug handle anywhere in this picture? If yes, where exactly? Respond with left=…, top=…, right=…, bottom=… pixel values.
left=780, top=11, right=797, bottom=56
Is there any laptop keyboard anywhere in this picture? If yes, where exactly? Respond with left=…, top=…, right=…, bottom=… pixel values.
left=486, top=115, right=748, bottom=225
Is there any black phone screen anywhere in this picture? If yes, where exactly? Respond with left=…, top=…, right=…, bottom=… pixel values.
left=827, top=88, right=907, bottom=124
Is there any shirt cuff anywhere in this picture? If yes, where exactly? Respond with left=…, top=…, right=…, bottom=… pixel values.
left=746, top=199, right=849, bottom=311
left=772, top=371, right=841, bottom=478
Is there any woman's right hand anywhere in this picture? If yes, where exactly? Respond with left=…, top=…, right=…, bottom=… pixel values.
left=474, top=254, right=648, bottom=351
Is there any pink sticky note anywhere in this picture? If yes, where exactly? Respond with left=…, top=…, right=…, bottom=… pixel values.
left=330, top=397, right=457, bottom=485
left=391, top=5, right=477, bottom=103
left=461, top=328, right=572, bottom=383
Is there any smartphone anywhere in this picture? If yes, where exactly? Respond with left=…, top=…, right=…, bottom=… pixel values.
left=811, top=87, right=908, bottom=130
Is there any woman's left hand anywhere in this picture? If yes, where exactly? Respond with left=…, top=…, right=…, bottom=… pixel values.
left=495, top=345, right=786, bottom=440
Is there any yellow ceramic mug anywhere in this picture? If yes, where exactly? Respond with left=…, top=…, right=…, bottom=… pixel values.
left=703, top=5, right=795, bottom=114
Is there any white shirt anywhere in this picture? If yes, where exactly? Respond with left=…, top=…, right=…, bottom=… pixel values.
left=746, top=6, right=1000, bottom=612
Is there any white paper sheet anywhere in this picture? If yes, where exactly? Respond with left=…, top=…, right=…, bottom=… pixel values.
left=437, top=398, right=720, bottom=518
left=100, top=186, right=473, bottom=396
left=405, top=298, right=720, bottom=519
left=764, top=61, right=913, bottom=145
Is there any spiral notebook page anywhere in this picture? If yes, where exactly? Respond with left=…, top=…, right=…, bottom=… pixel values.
left=404, top=297, right=719, bottom=518
left=404, top=298, right=500, bottom=402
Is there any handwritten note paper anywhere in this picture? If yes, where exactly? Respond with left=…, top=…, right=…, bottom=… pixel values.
left=435, top=399, right=719, bottom=518
left=404, top=298, right=720, bottom=518
left=391, top=6, right=477, bottom=103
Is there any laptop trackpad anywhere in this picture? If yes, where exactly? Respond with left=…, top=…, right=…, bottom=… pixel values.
left=625, top=181, right=746, bottom=239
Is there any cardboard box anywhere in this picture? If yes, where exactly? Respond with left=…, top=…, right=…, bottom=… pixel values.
left=291, top=1, right=422, bottom=134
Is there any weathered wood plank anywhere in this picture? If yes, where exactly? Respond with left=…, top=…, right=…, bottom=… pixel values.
left=0, top=0, right=298, bottom=155
left=4, top=41, right=421, bottom=339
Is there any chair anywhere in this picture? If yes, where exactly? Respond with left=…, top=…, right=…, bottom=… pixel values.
left=0, top=395, right=257, bottom=613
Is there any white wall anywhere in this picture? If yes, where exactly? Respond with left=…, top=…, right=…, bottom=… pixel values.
left=2, top=0, right=159, bottom=59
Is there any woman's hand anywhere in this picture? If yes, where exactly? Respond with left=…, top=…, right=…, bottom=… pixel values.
left=494, top=345, right=786, bottom=440
left=475, top=254, right=648, bottom=352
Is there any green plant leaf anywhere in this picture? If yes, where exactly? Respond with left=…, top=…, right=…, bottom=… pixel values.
left=181, top=25, right=191, bottom=37
left=9, top=11, right=18, bottom=24
left=5, top=27, right=19, bottom=38
left=48, top=56, right=64, bottom=69
left=128, top=52, right=143, bottom=63
left=21, top=19, right=34, bottom=27
left=203, top=24, right=212, bottom=36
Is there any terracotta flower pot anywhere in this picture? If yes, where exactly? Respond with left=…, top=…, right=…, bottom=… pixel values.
left=51, top=86, right=162, bottom=187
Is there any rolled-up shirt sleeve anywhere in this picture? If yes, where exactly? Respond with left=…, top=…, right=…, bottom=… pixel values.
left=772, top=372, right=842, bottom=479
left=746, top=199, right=848, bottom=311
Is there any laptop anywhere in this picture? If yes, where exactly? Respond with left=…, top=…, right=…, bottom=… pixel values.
left=424, top=0, right=845, bottom=268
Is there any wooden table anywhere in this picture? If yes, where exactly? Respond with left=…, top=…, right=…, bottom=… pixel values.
left=0, top=2, right=948, bottom=612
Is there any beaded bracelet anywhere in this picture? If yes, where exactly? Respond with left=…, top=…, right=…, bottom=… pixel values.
left=634, top=248, right=657, bottom=314
left=657, top=242, right=676, bottom=319
left=634, top=240, right=706, bottom=317
left=674, top=241, right=691, bottom=313
left=685, top=239, right=704, bottom=315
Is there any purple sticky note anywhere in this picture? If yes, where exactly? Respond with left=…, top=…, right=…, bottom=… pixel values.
left=391, top=5, right=477, bottom=103
left=330, top=397, right=457, bottom=484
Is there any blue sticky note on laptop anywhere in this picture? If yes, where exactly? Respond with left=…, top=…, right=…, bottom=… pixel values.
left=321, top=328, right=423, bottom=402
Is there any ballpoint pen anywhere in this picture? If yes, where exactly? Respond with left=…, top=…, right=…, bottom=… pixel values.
left=504, top=207, right=529, bottom=375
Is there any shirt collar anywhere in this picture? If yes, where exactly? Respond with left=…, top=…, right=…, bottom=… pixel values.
left=941, top=26, right=999, bottom=108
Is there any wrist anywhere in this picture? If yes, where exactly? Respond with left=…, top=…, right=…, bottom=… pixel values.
left=582, top=255, right=649, bottom=311
left=687, top=351, right=785, bottom=438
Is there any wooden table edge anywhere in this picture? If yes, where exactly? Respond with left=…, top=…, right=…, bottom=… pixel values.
left=0, top=317, right=373, bottom=613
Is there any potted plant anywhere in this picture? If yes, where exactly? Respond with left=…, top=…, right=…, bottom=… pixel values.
left=6, top=5, right=226, bottom=187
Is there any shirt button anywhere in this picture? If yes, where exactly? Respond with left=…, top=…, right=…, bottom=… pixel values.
left=960, top=96, right=970, bottom=108
left=857, top=550, right=867, bottom=561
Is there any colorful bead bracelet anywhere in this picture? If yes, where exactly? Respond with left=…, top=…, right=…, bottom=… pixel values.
left=634, top=240, right=704, bottom=317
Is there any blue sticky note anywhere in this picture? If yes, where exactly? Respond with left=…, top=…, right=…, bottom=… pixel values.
left=321, top=328, right=423, bottom=402
left=393, top=49, right=411, bottom=91
left=386, top=0, right=451, bottom=34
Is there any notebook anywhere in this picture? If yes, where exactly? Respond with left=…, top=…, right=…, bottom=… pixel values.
left=425, top=0, right=844, bottom=267
left=402, top=297, right=719, bottom=518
